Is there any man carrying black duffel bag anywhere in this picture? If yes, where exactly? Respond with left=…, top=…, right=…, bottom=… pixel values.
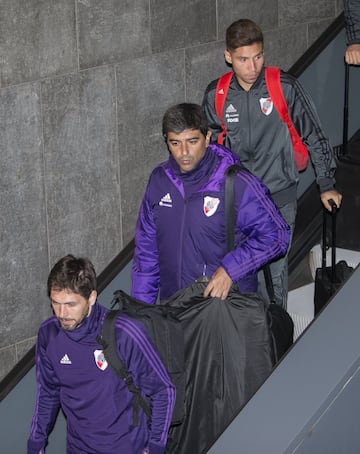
left=131, top=102, right=290, bottom=306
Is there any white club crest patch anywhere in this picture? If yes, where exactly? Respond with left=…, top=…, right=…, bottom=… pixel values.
left=259, top=97, right=274, bottom=116
left=94, top=349, right=108, bottom=371
left=203, top=197, right=220, bottom=217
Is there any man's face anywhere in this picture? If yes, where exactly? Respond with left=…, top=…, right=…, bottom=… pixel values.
left=166, top=129, right=211, bottom=173
left=224, top=42, right=264, bottom=91
left=50, top=289, right=97, bottom=331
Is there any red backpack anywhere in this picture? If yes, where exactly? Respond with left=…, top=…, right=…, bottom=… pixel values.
left=214, top=66, right=309, bottom=171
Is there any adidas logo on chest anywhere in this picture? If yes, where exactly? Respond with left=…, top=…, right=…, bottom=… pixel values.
left=60, top=353, right=72, bottom=365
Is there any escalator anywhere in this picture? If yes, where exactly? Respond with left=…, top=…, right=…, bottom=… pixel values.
left=1, top=13, right=360, bottom=453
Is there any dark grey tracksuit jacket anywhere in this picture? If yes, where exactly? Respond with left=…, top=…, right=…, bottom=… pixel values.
left=202, top=67, right=337, bottom=208
left=344, top=0, right=360, bottom=45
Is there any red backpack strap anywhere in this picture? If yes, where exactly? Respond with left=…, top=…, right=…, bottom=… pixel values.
left=215, top=71, right=234, bottom=145
left=265, top=66, right=308, bottom=171
left=265, top=67, right=289, bottom=121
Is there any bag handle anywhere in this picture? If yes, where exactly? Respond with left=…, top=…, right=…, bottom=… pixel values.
left=342, top=63, right=350, bottom=155
left=321, top=199, right=337, bottom=285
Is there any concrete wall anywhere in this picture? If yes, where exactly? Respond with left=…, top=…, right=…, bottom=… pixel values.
left=0, top=0, right=343, bottom=381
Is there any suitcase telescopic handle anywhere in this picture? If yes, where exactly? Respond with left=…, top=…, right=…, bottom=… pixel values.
left=322, top=198, right=337, bottom=282
left=343, top=63, right=349, bottom=156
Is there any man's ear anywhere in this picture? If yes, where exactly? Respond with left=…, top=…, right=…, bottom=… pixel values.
left=89, top=290, right=97, bottom=307
left=206, top=130, right=211, bottom=146
left=224, top=49, right=232, bottom=65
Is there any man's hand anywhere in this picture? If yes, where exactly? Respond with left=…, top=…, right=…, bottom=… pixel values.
left=345, top=44, right=360, bottom=65
left=203, top=266, right=232, bottom=300
left=320, top=189, right=342, bottom=211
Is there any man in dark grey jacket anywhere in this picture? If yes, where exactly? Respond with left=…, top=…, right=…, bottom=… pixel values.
left=344, top=0, right=360, bottom=65
left=202, top=19, right=342, bottom=308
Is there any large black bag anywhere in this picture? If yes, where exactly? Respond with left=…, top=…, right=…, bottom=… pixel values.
left=97, top=290, right=185, bottom=427
left=164, top=281, right=274, bottom=454
left=225, top=164, right=294, bottom=362
left=262, top=265, right=294, bottom=361
left=314, top=200, right=354, bottom=315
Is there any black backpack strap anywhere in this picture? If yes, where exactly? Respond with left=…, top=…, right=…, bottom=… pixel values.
left=262, top=264, right=276, bottom=305
left=225, top=164, right=243, bottom=253
left=225, top=164, right=275, bottom=302
left=97, top=310, right=151, bottom=426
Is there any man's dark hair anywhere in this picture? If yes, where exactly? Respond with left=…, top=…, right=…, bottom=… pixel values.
left=47, top=254, right=97, bottom=298
left=226, top=19, right=264, bottom=51
left=162, top=103, right=209, bottom=139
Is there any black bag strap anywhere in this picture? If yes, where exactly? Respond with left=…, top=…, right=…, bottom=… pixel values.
left=97, top=309, right=151, bottom=426
left=263, top=264, right=276, bottom=304
left=225, top=164, right=242, bottom=252
left=225, top=164, right=275, bottom=302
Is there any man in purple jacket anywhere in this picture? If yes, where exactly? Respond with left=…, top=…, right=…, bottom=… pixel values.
left=28, top=255, right=175, bottom=454
left=131, top=103, right=291, bottom=305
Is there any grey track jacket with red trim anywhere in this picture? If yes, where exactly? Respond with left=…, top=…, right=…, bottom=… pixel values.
left=202, top=67, right=337, bottom=207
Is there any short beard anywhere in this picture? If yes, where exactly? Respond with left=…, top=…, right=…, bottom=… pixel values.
left=59, top=302, right=90, bottom=331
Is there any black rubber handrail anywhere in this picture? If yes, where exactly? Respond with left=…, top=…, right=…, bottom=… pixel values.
left=0, top=13, right=345, bottom=402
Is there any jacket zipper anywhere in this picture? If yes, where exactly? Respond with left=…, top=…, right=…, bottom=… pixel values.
left=178, top=197, right=187, bottom=290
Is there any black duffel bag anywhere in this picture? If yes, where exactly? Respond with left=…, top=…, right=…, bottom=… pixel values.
left=263, top=265, right=294, bottom=362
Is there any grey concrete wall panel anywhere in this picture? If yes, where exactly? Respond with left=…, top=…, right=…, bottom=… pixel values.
left=77, top=0, right=151, bottom=69
left=0, top=83, right=50, bottom=349
left=15, top=337, right=37, bottom=360
left=41, top=66, right=121, bottom=274
left=264, top=25, right=308, bottom=70
left=150, top=0, right=217, bottom=53
left=336, top=0, right=343, bottom=15
left=0, top=346, right=17, bottom=384
left=185, top=41, right=228, bottom=104
left=0, top=0, right=77, bottom=88
left=279, top=0, right=335, bottom=27
left=0, top=337, right=36, bottom=382
left=116, top=51, right=185, bottom=243
left=217, top=0, right=278, bottom=39
left=308, top=18, right=335, bottom=45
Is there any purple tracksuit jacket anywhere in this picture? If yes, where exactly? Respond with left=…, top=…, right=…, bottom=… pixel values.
left=27, top=302, right=175, bottom=454
left=131, top=143, right=290, bottom=304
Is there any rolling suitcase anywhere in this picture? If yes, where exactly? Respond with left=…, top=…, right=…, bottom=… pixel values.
left=314, top=199, right=353, bottom=315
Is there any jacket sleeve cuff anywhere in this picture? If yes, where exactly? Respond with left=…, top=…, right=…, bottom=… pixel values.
left=148, top=442, right=166, bottom=454
left=27, top=438, right=46, bottom=454
left=318, top=176, right=335, bottom=193
left=220, top=258, right=236, bottom=282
